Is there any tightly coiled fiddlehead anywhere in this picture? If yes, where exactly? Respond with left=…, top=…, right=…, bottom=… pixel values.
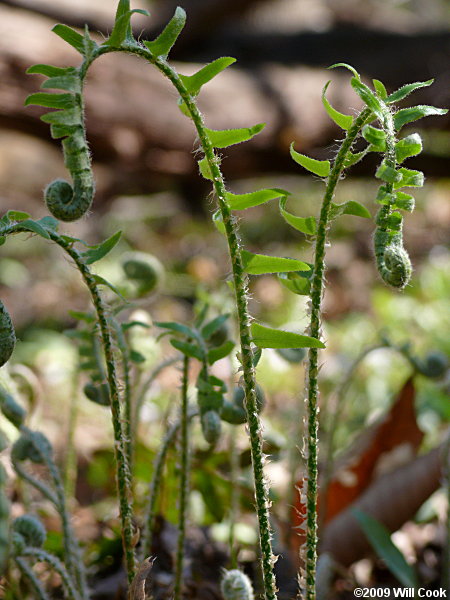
left=12, top=514, right=47, bottom=550
left=220, top=569, right=255, bottom=600
left=0, top=301, right=16, bottom=368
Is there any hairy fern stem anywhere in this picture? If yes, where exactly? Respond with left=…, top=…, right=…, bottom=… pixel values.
left=174, top=355, right=190, bottom=600
left=3, top=224, right=136, bottom=583
left=303, top=108, right=371, bottom=599
left=97, top=45, right=278, bottom=598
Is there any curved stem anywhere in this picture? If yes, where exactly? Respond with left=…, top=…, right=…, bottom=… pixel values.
left=155, top=54, right=277, bottom=600
left=98, top=43, right=277, bottom=598
left=15, top=556, right=52, bottom=600
left=20, top=547, right=80, bottom=600
left=140, top=406, right=198, bottom=560
left=303, top=108, right=372, bottom=599
left=4, top=225, right=136, bottom=583
left=174, top=355, right=190, bottom=600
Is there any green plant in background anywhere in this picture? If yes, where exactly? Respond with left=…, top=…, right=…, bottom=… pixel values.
left=0, top=1, right=447, bottom=599
left=0, top=387, right=88, bottom=600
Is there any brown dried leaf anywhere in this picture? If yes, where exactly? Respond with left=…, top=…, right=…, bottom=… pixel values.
left=128, top=557, right=154, bottom=600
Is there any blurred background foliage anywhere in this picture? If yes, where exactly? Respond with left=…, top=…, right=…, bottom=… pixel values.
left=0, top=0, right=449, bottom=590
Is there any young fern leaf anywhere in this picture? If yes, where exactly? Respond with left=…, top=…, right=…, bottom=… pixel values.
left=226, top=188, right=287, bottom=210
left=290, top=143, right=330, bottom=177
left=386, top=79, right=434, bottom=104
left=52, top=24, right=87, bottom=54
left=395, top=133, right=422, bottom=163
left=321, top=81, right=353, bottom=130
left=328, top=62, right=360, bottom=79
left=144, top=7, right=186, bottom=58
left=279, top=197, right=317, bottom=235
left=372, top=79, right=388, bottom=99
left=105, top=0, right=150, bottom=46
left=250, top=323, right=325, bottom=349
left=329, top=200, right=371, bottom=220
left=393, top=105, right=447, bottom=130
left=198, top=157, right=214, bottom=180
left=362, top=125, right=386, bottom=151
left=179, top=57, right=236, bottom=96
left=205, top=123, right=265, bottom=148
left=351, top=77, right=383, bottom=118
left=241, top=250, right=309, bottom=275
left=26, top=65, right=95, bottom=222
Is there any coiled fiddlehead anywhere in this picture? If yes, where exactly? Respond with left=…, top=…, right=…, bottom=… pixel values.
left=0, top=301, right=16, bottom=368
left=372, top=106, right=413, bottom=289
left=25, top=29, right=98, bottom=221
left=12, top=514, right=47, bottom=549
left=220, top=569, right=255, bottom=600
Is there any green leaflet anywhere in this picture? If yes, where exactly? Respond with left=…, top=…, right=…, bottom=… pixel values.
left=393, top=167, right=424, bottom=189
left=207, top=340, right=235, bottom=365
left=6, top=210, right=30, bottom=221
left=351, top=77, right=383, bottom=117
left=395, top=133, right=422, bottom=163
left=375, top=187, right=415, bottom=212
left=13, top=219, right=51, bottom=239
left=92, top=275, right=125, bottom=299
left=321, top=81, right=353, bottom=130
left=106, top=8, right=150, bottom=47
left=393, top=191, right=415, bottom=212
left=385, top=212, right=403, bottom=232
left=328, top=63, right=360, bottom=80
left=226, top=188, right=288, bottom=210
left=386, top=80, right=433, bottom=104
left=205, top=123, right=265, bottom=149
left=170, top=338, right=202, bottom=361
left=24, top=93, right=76, bottom=110
left=198, top=157, right=213, bottom=180
left=277, top=270, right=312, bottom=296
left=27, top=64, right=69, bottom=77
left=201, top=314, right=230, bottom=340
left=376, top=161, right=402, bottom=184
left=344, top=150, right=368, bottom=168
left=372, top=79, right=388, bottom=99
left=394, top=105, right=448, bottom=130
left=290, top=143, right=330, bottom=177
left=41, top=74, right=80, bottom=93
left=155, top=321, right=196, bottom=340
left=362, top=125, right=386, bottom=150
left=329, top=200, right=371, bottom=220
left=279, top=197, right=316, bottom=235
left=212, top=210, right=226, bottom=234
left=354, top=510, right=418, bottom=588
left=52, top=24, right=97, bottom=55
left=80, top=231, right=122, bottom=264
left=41, top=109, right=80, bottom=127
left=179, top=57, right=236, bottom=96
left=250, top=323, right=325, bottom=349
left=241, top=250, right=309, bottom=275
left=144, top=7, right=186, bottom=58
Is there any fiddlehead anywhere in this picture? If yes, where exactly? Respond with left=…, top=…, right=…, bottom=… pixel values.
left=0, top=301, right=16, bottom=368
left=25, top=30, right=98, bottom=221
left=372, top=107, right=413, bottom=289
left=220, top=569, right=255, bottom=600
left=12, top=514, right=47, bottom=550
